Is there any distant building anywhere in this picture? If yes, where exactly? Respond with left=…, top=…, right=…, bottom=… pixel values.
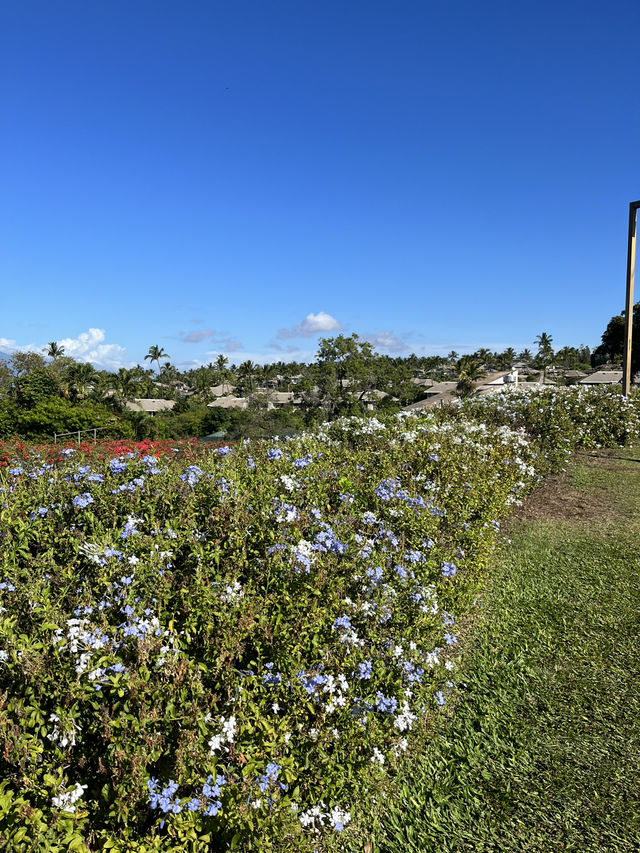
left=125, top=399, right=176, bottom=416
left=578, top=370, right=623, bottom=385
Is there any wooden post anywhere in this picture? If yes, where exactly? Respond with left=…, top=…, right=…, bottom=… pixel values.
left=622, top=201, right=640, bottom=396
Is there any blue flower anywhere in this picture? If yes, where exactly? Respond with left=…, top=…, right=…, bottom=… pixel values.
left=109, top=458, right=127, bottom=475
left=72, top=493, right=94, bottom=509
left=441, top=561, right=457, bottom=578
left=268, top=448, right=284, bottom=460
left=356, top=660, right=372, bottom=680
left=375, top=692, right=398, bottom=714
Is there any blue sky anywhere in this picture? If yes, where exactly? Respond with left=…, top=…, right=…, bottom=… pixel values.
left=2, top=0, right=639, bottom=369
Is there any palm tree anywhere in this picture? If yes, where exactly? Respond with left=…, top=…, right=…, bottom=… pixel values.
left=455, top=356, right=487, bottom=398
left=534, top=332, right=554, bottom=382
left=47, top=341, right=65, bottom=359
left=66, top=362, right=96, bottom=401
left=237, top=360, right=257, bottom=394
left=144, top=345, right=170, bottom=372
left=112, top=367, right=138, bottom=401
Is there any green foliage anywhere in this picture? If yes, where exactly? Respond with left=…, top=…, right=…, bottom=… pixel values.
left=0, top=389, right=638, bottom=851
left=13, top=398, right=127, bottom=440
left=376, top=449, right=640, bottom=852
left=592, top=300, right=640, bottom=371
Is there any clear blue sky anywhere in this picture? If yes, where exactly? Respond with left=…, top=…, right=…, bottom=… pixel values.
left=2, top=0, right=639, bottom=369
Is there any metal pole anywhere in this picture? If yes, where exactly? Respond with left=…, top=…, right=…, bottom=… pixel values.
left=622, top=201, right=639, bottom=396
left=77, top=431, right=81, bottom=445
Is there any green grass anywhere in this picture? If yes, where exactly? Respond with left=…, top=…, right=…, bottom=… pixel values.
left=371, top=449, right=640, bottom=852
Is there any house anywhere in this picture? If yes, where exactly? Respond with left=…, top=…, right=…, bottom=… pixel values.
left=208, top=383, right=236, bottom=397
left=207, top=396, right=249, bottom=410
left=578, top=370, right=623, bottom=385
left=359, top=389, right=397, bottom=410
left=125, top=399, right=176, bottom=416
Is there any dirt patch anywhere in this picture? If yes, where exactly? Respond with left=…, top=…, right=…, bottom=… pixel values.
left=578, top=450, right=640, bottom=472
left=509, top=472, right=615, bottom=524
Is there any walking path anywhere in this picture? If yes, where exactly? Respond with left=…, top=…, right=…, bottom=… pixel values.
left=373, top=449, right=640, bottom=853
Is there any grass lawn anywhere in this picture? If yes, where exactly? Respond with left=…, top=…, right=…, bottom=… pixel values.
left=371, top=448, right=640, bottom=852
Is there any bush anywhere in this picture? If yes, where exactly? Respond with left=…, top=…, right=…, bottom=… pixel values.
left=0, top=388, right=638, bottom=851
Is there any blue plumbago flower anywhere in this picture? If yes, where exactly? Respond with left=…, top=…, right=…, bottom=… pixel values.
left=434, top=691, right=446, bottom=707
left=356, top=660, right=372, bottom=680
left=104, top=547, right=124, bottom=560
left=293, top=453, right=312, bottom=468
left=0, top=579, right=16, bottom=592
left=405, top=549, right=424, bottom=563
left=441, top=561, right=457, bottom=578
left=179, top=465, right=203, bottom=486
left=257, top=761, right=282, bottom=793
left=263, top=663, right=282, bottom=687
left=59, top=448, right=76, bottom=457
left=375, top=477, right=400, bottom=501
left=442, top=611, right=455, bottom=627
left=297, top=668, right=328, bottom=696
left=109, top=458, right=127, bottom=475
left=216, top=446, right=232, bottom=456
left=375, top=692, right=398, bottom=714
left=444, top=632, right=457, bottom=645
left=365, top=566, right=383, bottom=585
left=314, top=526, right=347, bottom=554
left=394, top=565, right=408, bottom=583
left=247, top=456, right=256, bottom=470
left=267, top=543, right=287, bottom=555
left=149, top=779, right=182, bottom=814
left=109, top=662, right=126, bottom=674
left=37, top=506, right=48, bottom=517
left=402, top=660, right=425, bottom=685
left=332, top=614, right=352, bottom=632
left=217, top=477, right=230, bottom=494
left=428, top=453, right=439, bottom=462
left=120, top=519, right=139, bottom=539
left=72, top=493, right=94, bottom=509
left=87, top=473, right=104, bottom=483
left=267, top=448, right=284, bottom=460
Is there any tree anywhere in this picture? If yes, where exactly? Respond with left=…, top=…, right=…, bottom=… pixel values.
left=312, top=334, right=377, bottom=417
left=47, top=341, right=65, bottom=359
left=111, top=367, right=138, bottom=402
left=144, top=345, right=170, bottom=372
left=455, top=355, right=487, bottom=398
left=534, top=332, right=554, bottom=382
left=65, top=362, right=96, bottom=401
left=592, top=302, right=640, bottom=373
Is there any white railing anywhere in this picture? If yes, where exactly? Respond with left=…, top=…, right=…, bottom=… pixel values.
left=53, top=426, right=111, bottom=444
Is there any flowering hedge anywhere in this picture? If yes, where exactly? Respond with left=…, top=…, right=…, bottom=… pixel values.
left=0, top=388, right=638, bottom=851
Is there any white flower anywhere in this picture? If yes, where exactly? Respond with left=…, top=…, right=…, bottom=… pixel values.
left=51, top=783, right=87, bottom=813
left=371, top=747, right=385, bottom=765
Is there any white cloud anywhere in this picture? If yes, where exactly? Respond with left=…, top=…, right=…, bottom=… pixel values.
left=54, top=329, right=129, bottom=370
left=0, top=328, right=129, bottom=370
left=277, top=312, right=341, bottom=339
left=361, top=331, right=407, bottom=353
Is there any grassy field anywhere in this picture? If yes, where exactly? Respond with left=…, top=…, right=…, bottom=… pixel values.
left=372, top=448, right=640, bottom=853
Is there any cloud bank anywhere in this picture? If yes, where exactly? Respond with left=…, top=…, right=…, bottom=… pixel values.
left=277, top=312, right=341, bottom=340
left=0, top=328, right=129, bottom=370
